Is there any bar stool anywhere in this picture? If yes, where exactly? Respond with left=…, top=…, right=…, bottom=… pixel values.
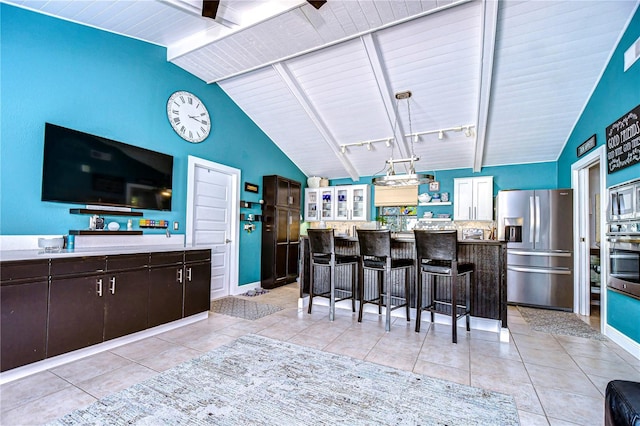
left=356, top=230, right=414, bottom=332
left=414, top=229, right=473, bottom=343
left=307, top=229, right=359, bottom=321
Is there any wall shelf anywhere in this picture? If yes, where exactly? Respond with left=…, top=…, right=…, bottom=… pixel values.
left=418, top=202, right=452, bottom=206
left=69, top=209, right=143, bottom=217
left=69, top=230, right=143, bottom=235
left=240, top=200, right=263, bottom=209
left=240, top=213, right=262, bottom=222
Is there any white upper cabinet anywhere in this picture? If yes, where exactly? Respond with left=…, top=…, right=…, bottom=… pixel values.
left=305, top=184, right=369, bottom=222
left=304, top=187, right=336, bottom=222
left=454, top=176, right=494, bottom=221
left=334, top=184, right=370, bottom=222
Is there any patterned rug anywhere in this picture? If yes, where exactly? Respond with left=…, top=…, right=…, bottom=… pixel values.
left=49, top=335, right=520, bottom=425
left=209, top=296, right=283, bottom=320
left=518, top=306, right=607, bottom=341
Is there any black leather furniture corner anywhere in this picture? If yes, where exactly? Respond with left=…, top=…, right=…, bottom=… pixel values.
left=605, top=380, right=640, bottom=426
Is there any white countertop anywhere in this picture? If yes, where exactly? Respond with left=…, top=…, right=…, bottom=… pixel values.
left=0, top=244, right=206, bottom=262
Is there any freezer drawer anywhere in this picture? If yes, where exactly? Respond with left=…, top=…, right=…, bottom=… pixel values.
left=507, top=266, right=573, bottom=310
left=507, top=250, right=573, bottom=268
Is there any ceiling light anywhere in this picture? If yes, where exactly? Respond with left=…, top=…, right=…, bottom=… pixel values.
left=464, top=126, right=472, bottom=137
left=438, top=130, right=444, bottom=140
left=385, top=139, right=392, bottom=147
left=366, top=142, right=372, bottom=151
left=373, top=91, right=433, bottom=187
left=340, top=145, right=346, bottom=154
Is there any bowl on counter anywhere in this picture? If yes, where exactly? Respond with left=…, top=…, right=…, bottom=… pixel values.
left=437, top=213, right=451, bottom=218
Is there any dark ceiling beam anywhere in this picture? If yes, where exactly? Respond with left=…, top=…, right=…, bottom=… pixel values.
left=202, top=0, right=219, bottom=19
left=307, top=1, right=327, bottom=10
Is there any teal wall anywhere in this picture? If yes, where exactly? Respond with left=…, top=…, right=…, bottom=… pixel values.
left=0, top=4, right=306, bottom=285
left=557, top=6, right=640, bottom=344
left=331, top=162, right=558, bottom=220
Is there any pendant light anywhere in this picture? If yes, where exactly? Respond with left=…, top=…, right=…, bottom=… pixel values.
left=372, top=91, right=433, bottom=186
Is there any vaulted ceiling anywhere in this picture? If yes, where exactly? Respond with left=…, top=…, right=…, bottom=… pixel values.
left=6, top=0, right=639, bottom=180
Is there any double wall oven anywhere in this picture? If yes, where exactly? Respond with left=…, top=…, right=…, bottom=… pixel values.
left=607, top=179, right=640, bottom=300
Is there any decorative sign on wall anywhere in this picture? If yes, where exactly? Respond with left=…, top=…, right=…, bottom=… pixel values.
left=244, top=182, right=259, bottom=193
left=606, top=104, right=640, bottom=173
left=577, top=134, right=596, bottom=157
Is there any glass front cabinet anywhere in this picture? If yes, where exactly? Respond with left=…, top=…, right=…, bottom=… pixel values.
left=335, top=184, right=369, bottom=221
left=305, top=184, right=369, bottom=222
left=305, top=187, right=335, bottom=221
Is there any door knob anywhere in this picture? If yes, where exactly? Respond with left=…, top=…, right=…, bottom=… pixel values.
left=225, top=239, right=232, bottom=243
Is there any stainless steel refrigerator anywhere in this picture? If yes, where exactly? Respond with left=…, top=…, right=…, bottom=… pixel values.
left=497, top=189, right=574, bottom=310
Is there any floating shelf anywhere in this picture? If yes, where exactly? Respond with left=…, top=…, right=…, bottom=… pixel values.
left=69, top=230, right=143, bottom=235
left=418, top=202, right=452, bottom=206
left=70, top=209, right=143, bottom=217
left=240, top=213, right=262, bottom=222
left=240, top=200, right=263, bottom=209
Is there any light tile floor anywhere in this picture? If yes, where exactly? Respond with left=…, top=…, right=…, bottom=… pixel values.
left=1, top=283, right=639, bottom=425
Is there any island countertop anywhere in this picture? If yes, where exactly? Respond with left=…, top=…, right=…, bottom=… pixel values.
left=300, top=235, right=508, bottom=328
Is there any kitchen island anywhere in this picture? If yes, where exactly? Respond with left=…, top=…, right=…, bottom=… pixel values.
left=299, top=235, right=508, bottom=329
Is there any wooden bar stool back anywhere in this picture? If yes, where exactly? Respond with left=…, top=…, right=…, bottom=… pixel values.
left=356, top=230, right=413, bottom=332
left=307, top=229, right=359, bottom=321
left=414, top=230, right=473, bottom=343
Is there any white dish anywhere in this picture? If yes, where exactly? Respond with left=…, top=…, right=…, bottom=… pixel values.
left=107, top=221, right=120, bottom=231
left=38, top=237, right=64, bottom=251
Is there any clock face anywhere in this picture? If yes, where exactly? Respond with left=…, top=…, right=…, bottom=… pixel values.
left=166, top=91, right=211, bottom=143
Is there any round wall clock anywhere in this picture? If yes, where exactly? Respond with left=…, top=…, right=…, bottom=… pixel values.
left=166, top=90, right=211, bottom=143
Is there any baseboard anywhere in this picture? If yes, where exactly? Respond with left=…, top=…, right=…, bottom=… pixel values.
left=605, top=324, right=640, bottom=360
left=302, top=297, right=505, bottom=339
left=0, top=312, right=208, bottom=385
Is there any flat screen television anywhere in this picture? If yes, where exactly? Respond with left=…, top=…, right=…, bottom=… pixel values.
left=41, top=123, right=173, bottom=211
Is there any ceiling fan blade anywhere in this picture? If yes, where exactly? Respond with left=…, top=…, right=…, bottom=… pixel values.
left=202, top=0, right=219, bottom=19
left=307, top=1, right=327, bottom=10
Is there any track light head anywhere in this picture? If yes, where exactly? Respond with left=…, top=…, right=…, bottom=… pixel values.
left=438, top=130, right=444, bottom=140
left=464, top=127, right=472, bottom=137
left=340, top=145, right=346, bottom=154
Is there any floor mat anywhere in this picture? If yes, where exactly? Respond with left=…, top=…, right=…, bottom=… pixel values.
left=209, top=296, right=283, bottom=320
left=517, top=306, right=607, bottom=341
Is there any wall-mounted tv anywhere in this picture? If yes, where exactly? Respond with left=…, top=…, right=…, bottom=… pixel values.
left=41, top=123, right=173, bottom=211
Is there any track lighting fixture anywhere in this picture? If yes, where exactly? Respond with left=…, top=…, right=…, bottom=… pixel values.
left=438, top=130, right=444, bottom=140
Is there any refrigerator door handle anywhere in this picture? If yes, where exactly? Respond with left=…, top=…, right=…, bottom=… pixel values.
left=509, top=250, right=572, bottom=257
left=508, top=266, right=572, bottom=275
left=535, top=196, right=541, bottom=244
left=529, top=196, right=535, bottom=243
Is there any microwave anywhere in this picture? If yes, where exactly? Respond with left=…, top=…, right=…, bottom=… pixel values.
left=609, top=183, right=636, bottom=221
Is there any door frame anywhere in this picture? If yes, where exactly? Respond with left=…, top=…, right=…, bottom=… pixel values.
left=571, top=145, right=607, bottom=331
left=186, top=155, right=240, bottom=298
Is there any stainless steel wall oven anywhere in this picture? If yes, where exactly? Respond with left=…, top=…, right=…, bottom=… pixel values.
left=607, top=178, right=640, bottom=300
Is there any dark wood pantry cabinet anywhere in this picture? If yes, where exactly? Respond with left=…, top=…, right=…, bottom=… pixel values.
left=261, top=175, right=301, bottom=289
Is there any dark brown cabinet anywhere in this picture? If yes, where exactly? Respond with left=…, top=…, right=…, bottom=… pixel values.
left=184, top=250, right=212, bottom=317
left=148, top=251, right=184, bottom=327
left=104, top=254, right=149, bottom=340
left=262, top=175, right=301, bottom=289
left=1, top=248, right=210, bottom=372
left=0, top=260, right=49, bottom=372
left=48, top=256, right=107, bottom=357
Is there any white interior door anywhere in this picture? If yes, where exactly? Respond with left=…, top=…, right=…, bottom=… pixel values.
left=186, top=156, right=240, bottom=300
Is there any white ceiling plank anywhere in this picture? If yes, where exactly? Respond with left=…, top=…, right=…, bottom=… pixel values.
left=272, top=63, right=360, bottom=181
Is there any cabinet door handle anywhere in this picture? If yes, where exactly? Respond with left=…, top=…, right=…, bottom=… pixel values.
left=96, top=278, right=103, bottom=297
left=109, top=276, right=116, bottom=295
left=474, top=206, right=477, bottom=220
left=177, top=268, right=183, bottom=284
left=468, top=207, right=472, bottom=219
left=187, top=267, right=192, bottom=282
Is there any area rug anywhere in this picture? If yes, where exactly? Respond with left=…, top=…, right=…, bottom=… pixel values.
left=49, top=334, right=519, bottom=425
left=209, top=297, right=283, bottom=320
left=518, top=306, right=607, bottom=341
